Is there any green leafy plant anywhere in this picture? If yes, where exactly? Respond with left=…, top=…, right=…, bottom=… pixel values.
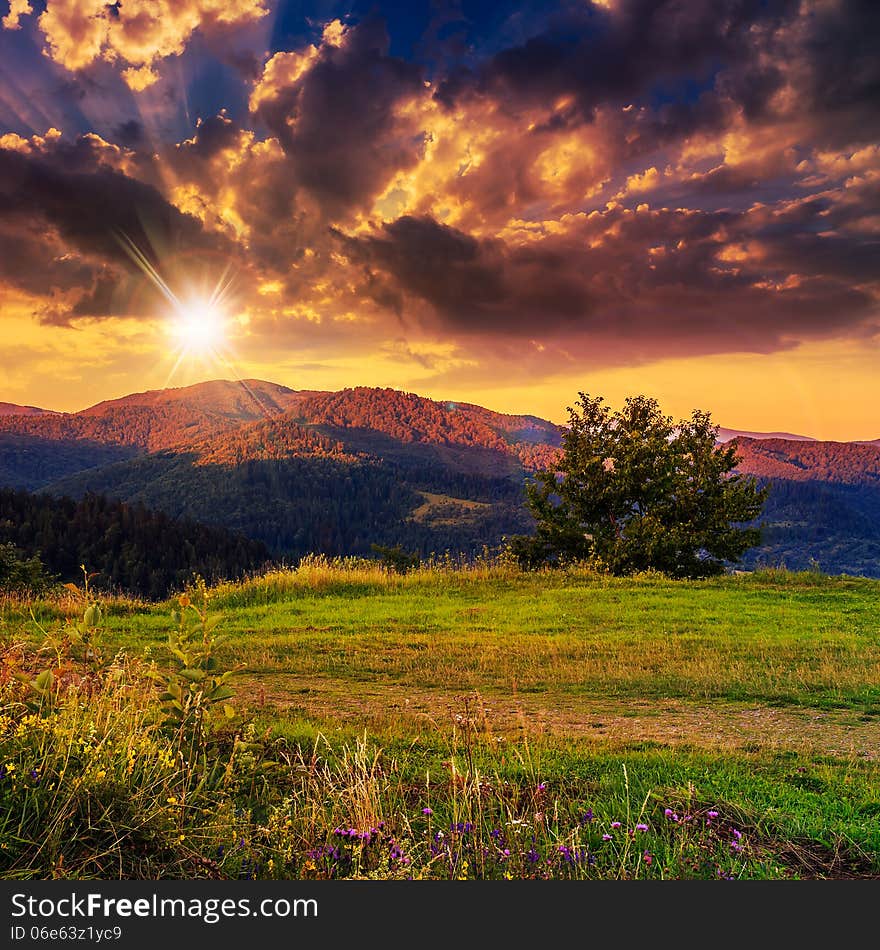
left=0, top=541, right=53, bottom=595
left=18, top=564, right=105, bottom=710
left=150, top=576, right=240, bottom=754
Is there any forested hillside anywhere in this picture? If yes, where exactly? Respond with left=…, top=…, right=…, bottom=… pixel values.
left=0, top=488, right=269, bottom=598
left=3, top=380, right=880, bottom=577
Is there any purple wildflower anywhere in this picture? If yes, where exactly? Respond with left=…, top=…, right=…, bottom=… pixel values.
left=422, top=807, right=433, bottom=816
left=602, top=833, right=612, bottom=841
left=610, top=821, right=622, bottom=829
left=635, top=823, right=649, bottom=832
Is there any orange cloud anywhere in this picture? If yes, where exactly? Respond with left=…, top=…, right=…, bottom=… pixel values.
left=1, top=0, right=32, bottom=30
left=30, top=0, right=268, bottom=90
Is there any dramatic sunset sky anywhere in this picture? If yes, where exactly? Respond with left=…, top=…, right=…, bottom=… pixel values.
left=0, top=0, right=878, bottom=437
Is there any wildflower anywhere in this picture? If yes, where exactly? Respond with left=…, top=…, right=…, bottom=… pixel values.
left=422, top=807, right=433, bottom=816
left=732, top=829, right=742, bottom=840
left=643, top=851, right=653, bottom=866
left=579, top=809, right=594, bottom=824
left=526, top=848, right=541, bottom=864
left=635, top=823, right=649, bottom=832
left=536, top=782, right=547, bottom=792
left=602, top=834, right=612, bottom=841
left=610, top=821, right=622, bottom=829
left=707, top=811, right=719, bottom=820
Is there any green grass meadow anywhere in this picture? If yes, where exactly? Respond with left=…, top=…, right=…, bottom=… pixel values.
left=2, top=559, right=879, bottom=880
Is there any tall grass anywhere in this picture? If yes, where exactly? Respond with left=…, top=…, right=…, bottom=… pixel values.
left=0, top=652, right=790, bottom=880
left=2, top=562, right=879, bottom=880
left=2, top=638, right=877, bottom=880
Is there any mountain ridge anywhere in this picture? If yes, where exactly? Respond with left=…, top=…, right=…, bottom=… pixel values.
left=0, top=379, right=874, bottom=445
left=2, top=378, right=880, bottom=576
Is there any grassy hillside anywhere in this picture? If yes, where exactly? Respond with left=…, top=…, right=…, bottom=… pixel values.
left=2, top=563, right=878, bottom=879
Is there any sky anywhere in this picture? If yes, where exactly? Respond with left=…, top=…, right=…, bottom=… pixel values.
left=0, top=0, right=878, bottom=438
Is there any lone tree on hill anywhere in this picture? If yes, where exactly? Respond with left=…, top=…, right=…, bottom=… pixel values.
left=510, top=393, right=768, bottom=578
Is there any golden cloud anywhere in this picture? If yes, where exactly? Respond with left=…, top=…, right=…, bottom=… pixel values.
left=1, top=0, right=32, bottom=30
left=31, top=0, right=268, bottom=89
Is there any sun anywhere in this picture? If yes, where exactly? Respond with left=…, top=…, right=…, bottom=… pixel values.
left=171, top=300, right=227, bottom=354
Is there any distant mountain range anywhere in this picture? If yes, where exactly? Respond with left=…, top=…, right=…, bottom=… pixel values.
left=0, top=401, right=54, bottom=416
left=715, top=427, right=816, bottom=443
left=0, top=381, right=562, bottom=561
left=1, top=379, right=879, bottom=576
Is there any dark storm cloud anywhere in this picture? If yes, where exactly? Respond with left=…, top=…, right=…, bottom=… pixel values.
left=251, top=16, right=425, bottom=217
left=794, top=0, right=880, bottom=145
left=175, top=112, right=241, bottom=159
left=113, top=119, right=146, bottom=147
left=435, top=0, right=880, bottom=153
left=344, top=214, right=599, bottom=330
left=340, top=198, right=878, bottom=357
left=0, top=134, right=232, bottom=320
left=436, top=0, right=796, bottom=117
left=0, top=140, right=221, bottom=265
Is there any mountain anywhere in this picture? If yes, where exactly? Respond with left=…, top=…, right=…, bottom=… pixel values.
left=0, top=378, right=303, bottom=456
left=0, top=379, right=306, bottom=492
left=3, top=382, right=562, bottom=560
left=731, top=438, right=880, bottom=576
left=716, top=426, right=815, bottom=443
left=3, top=378, right=880, bottom=576
left=0, top=402, right=53, bottom=416
left=732, top=438, right=880, bottom=487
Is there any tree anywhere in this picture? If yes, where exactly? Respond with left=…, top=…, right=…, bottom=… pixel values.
left=510, top=393, right=768, bottom=578
left=0, top=541, right=53, bottom=593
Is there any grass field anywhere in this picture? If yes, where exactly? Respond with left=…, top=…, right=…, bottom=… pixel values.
left=2, top=559, right=879, bottom=880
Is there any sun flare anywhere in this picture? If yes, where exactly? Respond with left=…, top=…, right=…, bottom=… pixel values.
left=171, top=300, right=227, bottom=354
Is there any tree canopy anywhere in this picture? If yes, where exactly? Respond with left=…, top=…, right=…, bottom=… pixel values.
left=511, top=393, right=768, bottom=578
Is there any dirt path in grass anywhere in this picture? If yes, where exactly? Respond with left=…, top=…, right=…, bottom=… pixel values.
left=243, top=675, right=880, bottom=761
